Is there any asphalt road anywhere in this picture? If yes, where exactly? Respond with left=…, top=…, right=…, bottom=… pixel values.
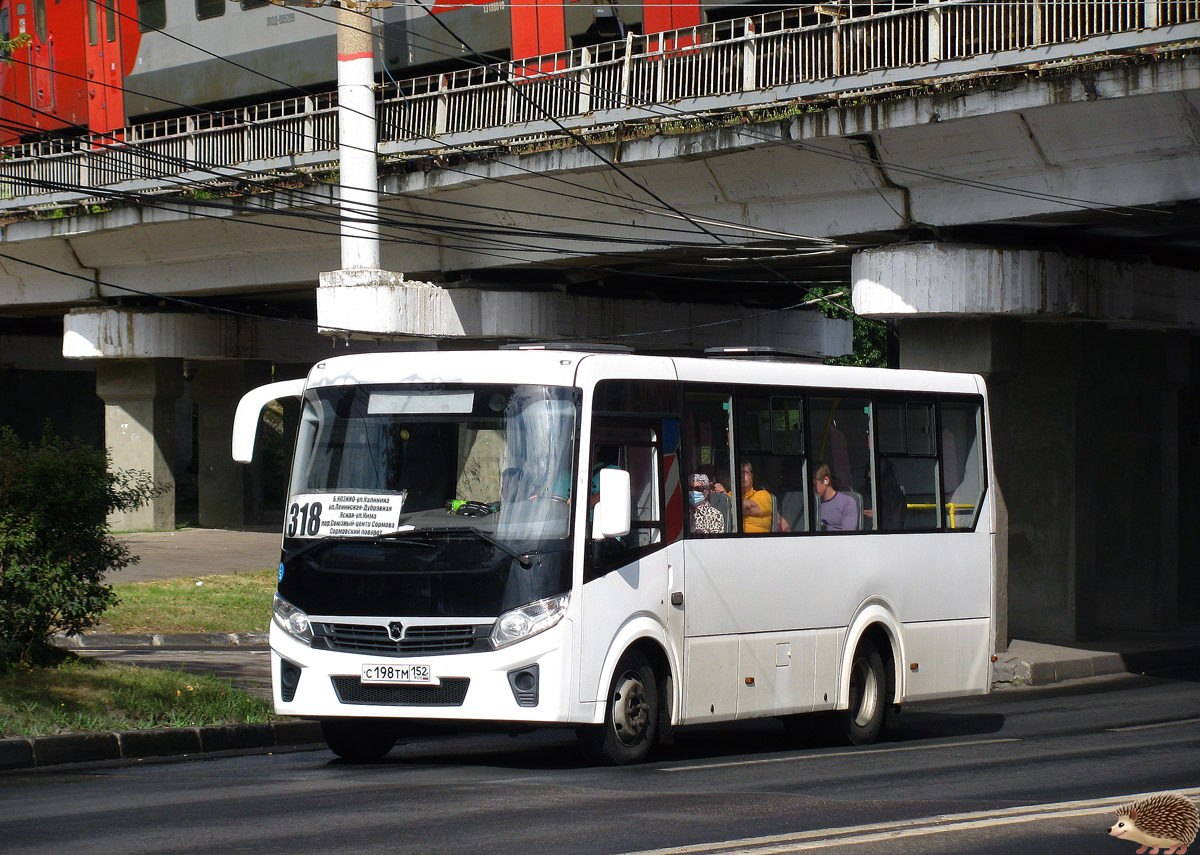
left=3, top=668, right=1198, bottom=855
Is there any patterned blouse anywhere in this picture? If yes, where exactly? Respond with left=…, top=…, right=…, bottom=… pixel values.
left=691, top=500, right=725, bottom=534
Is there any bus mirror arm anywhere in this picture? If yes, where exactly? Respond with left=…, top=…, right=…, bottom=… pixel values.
left=231, top=379, right=306, bottom=463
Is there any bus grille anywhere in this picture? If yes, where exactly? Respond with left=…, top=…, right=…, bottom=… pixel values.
left=318, top=623, right=484, bottom=655
left=331, top=676, right=470, bottom=706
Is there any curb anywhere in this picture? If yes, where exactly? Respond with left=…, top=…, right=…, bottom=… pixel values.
left=54, top=632, right=269, bottom=649
left=0, top=720, right=323, bottom=771
left=992, top=643, right=1200, bottom=688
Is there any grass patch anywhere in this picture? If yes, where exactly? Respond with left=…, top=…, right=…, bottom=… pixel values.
left=101, top=569, right=277, bottom=634
left=0, top=653, right=275, bottom=738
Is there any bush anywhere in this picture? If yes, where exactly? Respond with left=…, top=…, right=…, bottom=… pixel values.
left=0, top=427, right=163, bottom=664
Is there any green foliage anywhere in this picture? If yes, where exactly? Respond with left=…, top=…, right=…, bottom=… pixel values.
left=0, top=427, right=164, bottom=664
left=809, top=287, right=889, bottom=368
left=0, top=33, right=30, bottom=64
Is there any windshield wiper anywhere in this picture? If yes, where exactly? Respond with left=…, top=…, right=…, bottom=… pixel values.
left=282, top=531, right=438, bottom=565
left=430, top=526, right=534, bottom=569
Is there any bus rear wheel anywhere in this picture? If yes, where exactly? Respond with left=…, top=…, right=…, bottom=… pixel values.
left=320, top=718, right=401, bottom=762
left=834, top=638, right=886, bottom=746
left=578, top=649, right=659, bottom=765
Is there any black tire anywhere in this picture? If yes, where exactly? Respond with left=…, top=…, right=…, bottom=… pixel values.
left=577, top=649, right=659, bottom=765
left=833, top=638, right=886, bottom=746
left=320, top=718, right=401, bottom=762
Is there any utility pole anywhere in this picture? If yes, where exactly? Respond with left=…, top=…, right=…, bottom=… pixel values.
left=335, top=0, right=380, bottom=270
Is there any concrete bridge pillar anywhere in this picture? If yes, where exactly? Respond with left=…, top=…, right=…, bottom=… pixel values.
left=95, top=359, right=184, bottom=532
left=854, top=243, right=1198, bottom=644
left=189, top=360, right=272, bottom=529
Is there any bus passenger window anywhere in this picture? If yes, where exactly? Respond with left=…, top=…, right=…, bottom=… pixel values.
left=940, top=400, right=987, bottom=530
left=735, top=395, right=806, bottom=534
left=683, top=391, right=734, bottom=536
left=808, top=397, right=872, bottom=532
left=875, top=400, right=939, bottom=531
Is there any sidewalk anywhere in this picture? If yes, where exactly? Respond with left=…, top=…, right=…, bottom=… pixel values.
left=112, top=526, right=282, bottom=583
left=7, top=526, right=1199, bottom=772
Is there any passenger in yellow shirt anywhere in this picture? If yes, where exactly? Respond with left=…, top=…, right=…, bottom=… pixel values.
left=740, top=460, right=774, bottom=534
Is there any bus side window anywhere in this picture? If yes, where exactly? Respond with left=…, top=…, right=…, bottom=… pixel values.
left=940, top=399, right=987, bottom=530
left=682, top=390, right=734, bottom=535
left=875, top=400, right=939, bottom=531
left=735, top=394, right=806, bottom=534
left=808, top=396, right=873, bottom=532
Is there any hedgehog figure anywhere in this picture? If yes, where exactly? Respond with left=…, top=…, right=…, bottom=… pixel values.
left=1107, top=793, right=1199, bottom=854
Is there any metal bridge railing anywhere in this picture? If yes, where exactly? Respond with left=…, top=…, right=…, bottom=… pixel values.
left=2, top=0, right=1199, bottom=207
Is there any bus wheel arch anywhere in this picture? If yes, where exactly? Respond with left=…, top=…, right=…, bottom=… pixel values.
left=578, top=638, right=672, bottom=765
left=836, top=620, right=901, bottom=746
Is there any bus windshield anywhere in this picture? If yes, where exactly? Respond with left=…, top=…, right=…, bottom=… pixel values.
left=280, top=383, right=580, bottom=618
left=289, top=383, right=580, bottom=544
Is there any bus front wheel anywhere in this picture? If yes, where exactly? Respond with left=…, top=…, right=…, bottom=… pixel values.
left=835, top=638, right=886, bottom=746
left=578, top=649, right=659, bottom=765
left=320, top=718, right=401, bottom=762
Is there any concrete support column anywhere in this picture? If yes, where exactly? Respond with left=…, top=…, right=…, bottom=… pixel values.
left=898, top=317, right=1189, bottom=644
left=189, top=361, right=272, bottom=529
left=95, top=359, right=184, bottom=531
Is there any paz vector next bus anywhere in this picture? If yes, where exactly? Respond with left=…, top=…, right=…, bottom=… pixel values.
left=233, top=348, right=995, bottom=764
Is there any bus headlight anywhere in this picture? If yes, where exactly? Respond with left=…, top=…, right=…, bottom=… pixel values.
left=273, top=594, right=313, bottom=644
left=491, top=594, right=569, bottom=649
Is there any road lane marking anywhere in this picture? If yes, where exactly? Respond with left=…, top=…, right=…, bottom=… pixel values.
left=1109, top=716, right=1200, bottom=732
left=614, top=788, right=1200, bottom=855
left=659, top=737, right=1020, bottom=772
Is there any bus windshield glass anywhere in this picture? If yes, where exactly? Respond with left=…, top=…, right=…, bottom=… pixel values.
left=289, top=383, right=580, bottom=545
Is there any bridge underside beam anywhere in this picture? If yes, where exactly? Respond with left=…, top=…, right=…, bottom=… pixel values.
left=852, top=242, right=1200, bottom=327
left=315, top=271, right=851, bottom=356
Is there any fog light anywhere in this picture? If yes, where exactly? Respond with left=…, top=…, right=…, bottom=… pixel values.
left=507, top=664, right=539, bottom=707
left=280, top=659, right=302, bottom=703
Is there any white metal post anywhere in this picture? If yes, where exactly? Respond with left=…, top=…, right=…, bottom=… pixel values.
left=337, top=2, right=380, bottom=271
left=742, top=18, right=757, bottom=91
left=620, top=31, right=635, bottom=106
left=928, top=0, right=943, bottom=62
left=579, top=48, right=594, bottom=115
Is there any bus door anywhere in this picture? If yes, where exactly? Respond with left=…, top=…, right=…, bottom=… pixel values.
left=84, top=0, right=124, bottom=135
left=577, top=416, right=683, bottom=704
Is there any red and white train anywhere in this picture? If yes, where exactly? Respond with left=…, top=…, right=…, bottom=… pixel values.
left=0, top=0, right=833, bottom=145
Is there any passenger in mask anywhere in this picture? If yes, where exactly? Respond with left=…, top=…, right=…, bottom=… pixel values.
left=689, top=473, right=725, bottom=535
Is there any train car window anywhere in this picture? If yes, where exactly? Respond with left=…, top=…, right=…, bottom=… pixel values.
left=195, top=0, right=223, bottom=19
left=240, top=0, right=270, bottom=8
left=136, top=0, right=166, bottom=31
left=104, top=0, right=116, bottom=39
left=87, top=0, right=97, bottom=45
left=33, top=0, right=45, bottom=42
left=0, top=10, right=9, bottom=60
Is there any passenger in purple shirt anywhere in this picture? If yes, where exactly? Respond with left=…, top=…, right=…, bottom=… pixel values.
left=813, top=463, right=859, bottom=531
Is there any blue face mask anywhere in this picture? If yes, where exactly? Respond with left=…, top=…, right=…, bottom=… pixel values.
left=688, top=490, right=705, bottom=506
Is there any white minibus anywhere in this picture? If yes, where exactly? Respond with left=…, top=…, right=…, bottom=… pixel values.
left=233, top=347, right=994, bottom=764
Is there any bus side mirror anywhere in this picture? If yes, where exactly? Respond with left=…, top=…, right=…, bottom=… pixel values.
left=592, top=468, right=632, bottom=539
left=232, top=379, right=306, bottom=463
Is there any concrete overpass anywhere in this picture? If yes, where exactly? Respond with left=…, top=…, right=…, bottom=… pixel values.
left=1, top=0, right=1198, bottom=644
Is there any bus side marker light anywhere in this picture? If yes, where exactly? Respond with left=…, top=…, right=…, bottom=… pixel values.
left=910, top=663, right=919, bottom=672
left=745, top=677, right=755, bottom=686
